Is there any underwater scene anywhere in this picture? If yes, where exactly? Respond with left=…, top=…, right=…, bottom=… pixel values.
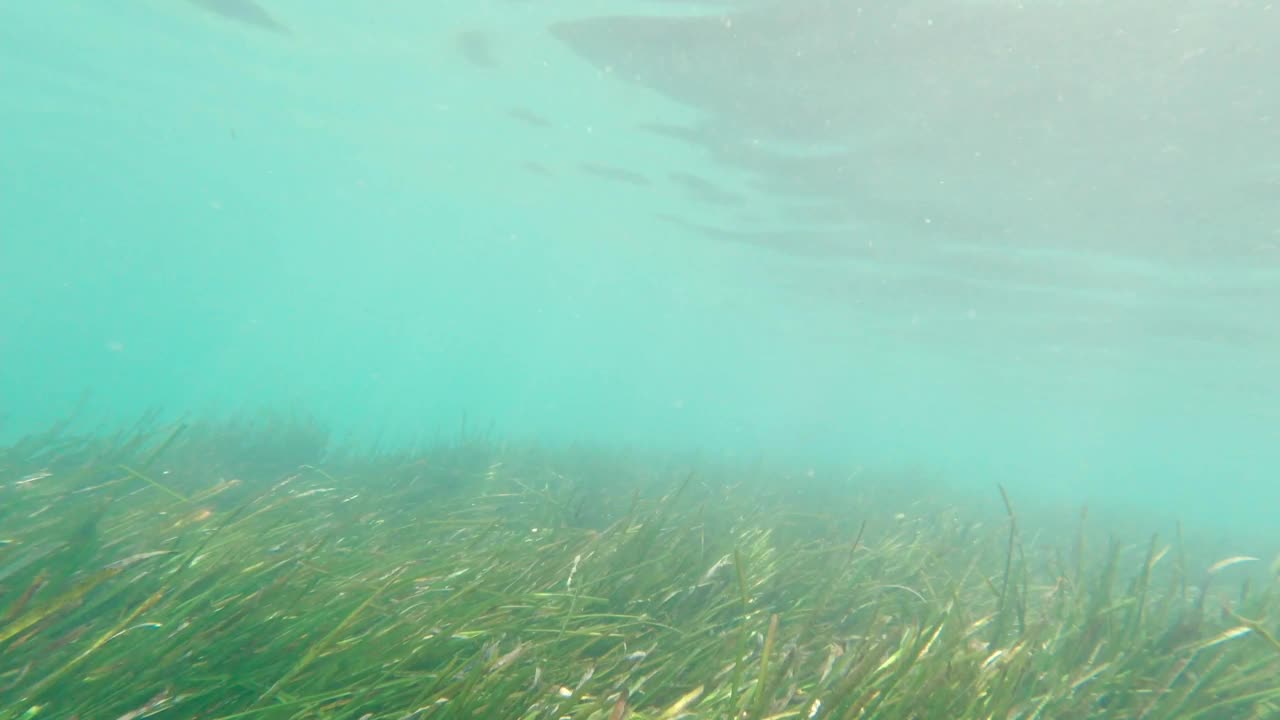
left=1, top=2, right=1278, bottom=718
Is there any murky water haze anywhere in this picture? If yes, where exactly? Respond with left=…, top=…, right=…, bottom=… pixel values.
left=2, top=2, right=1277, bottom=534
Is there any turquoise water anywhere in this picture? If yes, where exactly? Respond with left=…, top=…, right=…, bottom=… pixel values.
left=2, top=3, right=1277, bottom=532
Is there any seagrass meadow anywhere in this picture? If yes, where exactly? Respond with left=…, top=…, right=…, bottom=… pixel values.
left=1, top=418, right=1277, bottom=720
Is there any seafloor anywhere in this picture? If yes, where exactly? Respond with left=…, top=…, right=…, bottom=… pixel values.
left=1, top=418, right=1276, bottom=719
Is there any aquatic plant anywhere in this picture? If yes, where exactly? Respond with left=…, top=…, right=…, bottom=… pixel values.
left=1, top=420, right=1277, bottom=719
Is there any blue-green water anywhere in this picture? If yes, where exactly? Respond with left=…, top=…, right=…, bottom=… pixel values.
left=2, top=3, right=1277, bottom=532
